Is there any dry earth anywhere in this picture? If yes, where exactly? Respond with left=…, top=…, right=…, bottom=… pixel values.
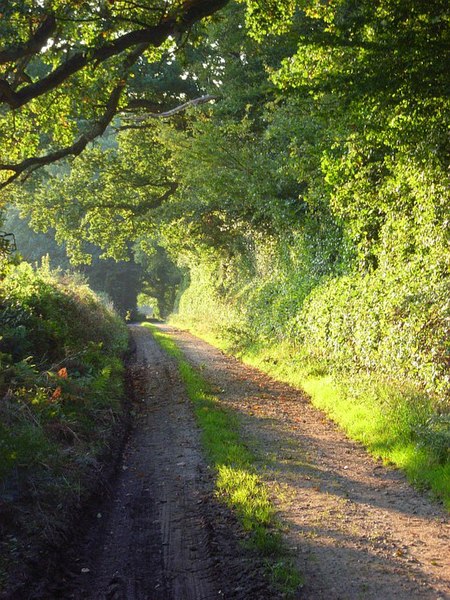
left=162, top=324, right=450, bottom=600
left=17, top=323, right=450, bottom=600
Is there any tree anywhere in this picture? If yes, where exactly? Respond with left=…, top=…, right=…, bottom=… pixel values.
left=0, top=0, right=229, bottom=190
left=4, top=207, right=148, bottom=316
left=2, top=0, right=449, bottom=402
left=135, top=242, right=182, bottom=317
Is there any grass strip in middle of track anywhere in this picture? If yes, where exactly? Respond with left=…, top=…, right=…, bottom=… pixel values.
left=144, top=323, right=301, bottom=596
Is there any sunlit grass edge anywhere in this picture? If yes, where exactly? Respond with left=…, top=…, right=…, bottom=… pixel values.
left=143, top=322, right=302, bottom=596
left=168, top=318, right=450, bottom=512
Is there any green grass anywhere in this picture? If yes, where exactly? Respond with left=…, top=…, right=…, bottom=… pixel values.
left=144, top=323, right=302, bottom=596
left=168, top=318, right=450, bottom=511
left=239, top=342, right=450, bottom=511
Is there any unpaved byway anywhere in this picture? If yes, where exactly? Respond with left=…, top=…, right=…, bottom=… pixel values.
left=162, top=324, right=450, bottom=600
left=38, top=325, right=276, bottom=600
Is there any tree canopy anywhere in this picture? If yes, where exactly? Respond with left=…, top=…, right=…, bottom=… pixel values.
left=0, top=0, right=230, bottom=188
left=2, top=1, right=449, bottom=399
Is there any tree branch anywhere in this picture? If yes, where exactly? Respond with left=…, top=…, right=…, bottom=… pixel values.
left=0, top=0, right=229, bottom=109
left=120, top=94, right=217, bottom=129
left=0, top=83, right=125, bottom=189
left=97, top=182, right=179, bottom=214
left=0, top=1, right=229, bottom=187
left=0, top=14, right=57, bottom=64
left=0, top=43, right=149, bottom=188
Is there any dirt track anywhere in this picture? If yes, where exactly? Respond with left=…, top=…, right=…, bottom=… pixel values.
left=33, top=324, right=276, bottom=600
left=162, top=324, right=450, bottom=600
left=27, top=323, right=449, bottom=599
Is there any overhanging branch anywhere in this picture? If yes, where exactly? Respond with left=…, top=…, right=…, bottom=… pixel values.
left=0, top=0, right=229, bottom=109
left=0, top=83, right=124, bottom=189
left=0, top=43, right=148, bottom=189
left=120, top=94, right=217, bottom=129
left=0, top=14, right=57, bottom=65
left=97, top=182, right=179, bottom=214
left=0, top=0, right=230, bottom=187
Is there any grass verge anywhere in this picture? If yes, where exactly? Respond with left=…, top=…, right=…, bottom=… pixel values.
left=143, top=323, right=302, bottom=596
left=243, top=343, right=450, bottom=509
left=169, top=318, right=450, bottom=511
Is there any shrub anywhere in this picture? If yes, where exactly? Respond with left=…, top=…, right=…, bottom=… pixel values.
left=0, top=259, right=128, bottom=578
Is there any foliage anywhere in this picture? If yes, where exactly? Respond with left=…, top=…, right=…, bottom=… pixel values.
left=0, top=258, right=128, bottom=581
left=0, top=0, right=230, bottom=188
left=162, top=0, right=450, bottom=506
left=134, top=242, right=182, bottom=317
left=0, top=258, right=128, bottom=476
left=4, top=202, right=179, bottom=318
left=295, top=267, right=450, bottom=402
left=171, top=220, right=450, bottom=504
left=5, top=127, right=171, bottom=263
left=11, top=0, right=446, bottom=466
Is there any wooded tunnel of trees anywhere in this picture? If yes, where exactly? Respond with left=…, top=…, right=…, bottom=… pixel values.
left=0, top=0, right=449, bottom=591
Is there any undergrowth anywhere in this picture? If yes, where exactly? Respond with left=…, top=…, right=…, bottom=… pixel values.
left=144, top=322, right=302, bottom=596
left=0, top=259, right=128, bottom=590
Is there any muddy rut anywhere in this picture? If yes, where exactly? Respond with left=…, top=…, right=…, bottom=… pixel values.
left=36, top=325, right=275, bottom=600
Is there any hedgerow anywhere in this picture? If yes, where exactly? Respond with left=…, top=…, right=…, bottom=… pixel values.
left=171, top=228, right=450, bottom=505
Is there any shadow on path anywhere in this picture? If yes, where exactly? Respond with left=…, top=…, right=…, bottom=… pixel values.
left=163, top=324, right=449, bottom=600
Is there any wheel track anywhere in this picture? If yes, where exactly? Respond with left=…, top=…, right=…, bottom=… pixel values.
left=30, top=324, right=277, bottom=600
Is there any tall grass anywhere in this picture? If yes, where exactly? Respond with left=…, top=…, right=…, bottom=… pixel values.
left=0, top=260, right=128, bottom=589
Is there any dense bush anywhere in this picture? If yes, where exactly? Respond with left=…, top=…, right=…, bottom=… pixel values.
left=0, top=261, right=126, bottom=364
left=172, top=243, right=450, bottom=505
left=0, top=259, right=128, bottom=479
left=175, top=237, right=450, bottom=406
left=296, top=268, right=450, bottom=402
left=0, top=259, right=128, bottom=581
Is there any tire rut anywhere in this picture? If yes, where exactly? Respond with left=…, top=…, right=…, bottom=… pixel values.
left=31, top=325, right=277, bottom=600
